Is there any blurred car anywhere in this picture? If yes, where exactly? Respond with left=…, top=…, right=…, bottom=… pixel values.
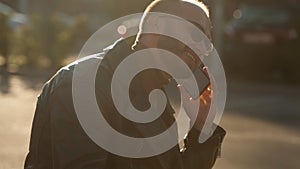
left=223, top=4, right=300, bottom=81
left=224, top=5, right=298, bottom=50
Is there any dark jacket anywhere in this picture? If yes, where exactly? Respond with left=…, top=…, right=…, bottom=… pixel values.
left=24, top=38, right=225, bottom=169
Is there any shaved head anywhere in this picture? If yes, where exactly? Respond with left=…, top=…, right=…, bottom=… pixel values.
left=134, top=0, right=212, bottom=47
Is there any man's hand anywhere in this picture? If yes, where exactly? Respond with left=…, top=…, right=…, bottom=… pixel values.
left=179, top=83, right=212, bottom=131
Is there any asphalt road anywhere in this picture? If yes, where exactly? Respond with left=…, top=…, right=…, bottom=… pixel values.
left=214, top=81, right=300, bottom=169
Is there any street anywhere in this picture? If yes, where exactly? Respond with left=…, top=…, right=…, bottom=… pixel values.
left=214, top=81, right=300, bottom=169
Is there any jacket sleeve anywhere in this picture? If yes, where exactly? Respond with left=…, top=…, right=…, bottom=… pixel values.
left=182, top=126, right=226, bottom=169
left=24, top=83, right=53, bottom=169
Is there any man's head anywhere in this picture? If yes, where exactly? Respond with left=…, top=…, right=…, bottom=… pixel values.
left=133, top=0, right=212, bottom=70
left=134, top=0, right=211, bottom=45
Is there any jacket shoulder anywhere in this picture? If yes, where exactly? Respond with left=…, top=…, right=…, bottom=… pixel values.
left=43, top=53, right=105, bottom=97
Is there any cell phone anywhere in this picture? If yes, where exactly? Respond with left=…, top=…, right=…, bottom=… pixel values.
left=179, top=67, right=210, bottom=100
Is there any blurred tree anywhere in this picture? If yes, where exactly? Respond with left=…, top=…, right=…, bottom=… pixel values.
left=15, top=13, right=89, bottom=67
left=50, top=14, right=89, bottom=67
left=0, top=13, right=11, bottom=73
left=15, top=14, right=43, bottom=66
left=41, top=0, right=55, bottom=66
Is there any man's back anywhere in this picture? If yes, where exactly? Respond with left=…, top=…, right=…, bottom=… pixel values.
left=25, top=38, right=188, bottom=169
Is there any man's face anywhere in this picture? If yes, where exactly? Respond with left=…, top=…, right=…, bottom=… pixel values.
left=156, top=35, right=203, bottom=71
left=141, top=20, right=210, bottom=71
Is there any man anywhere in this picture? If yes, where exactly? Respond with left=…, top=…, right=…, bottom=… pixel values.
left=25, top=0, right=225, bottom=169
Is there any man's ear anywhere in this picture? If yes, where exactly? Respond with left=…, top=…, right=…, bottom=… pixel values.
left=140, top=34, right=161, bottom=48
